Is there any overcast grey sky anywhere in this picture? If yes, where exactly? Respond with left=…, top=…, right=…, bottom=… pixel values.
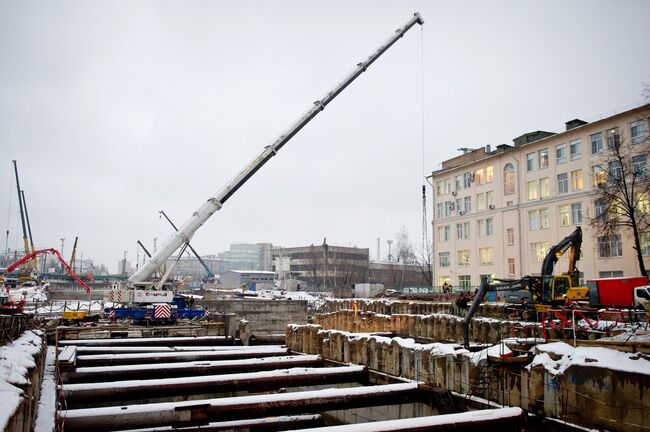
left=1, top=0, right=649, bottom=272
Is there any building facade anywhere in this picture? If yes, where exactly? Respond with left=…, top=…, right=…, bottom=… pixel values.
left=431, top=104, right=650, bottom=291
left=220, top=243, right=273, bottom=272
left=221, top=270, right=276, bottom=290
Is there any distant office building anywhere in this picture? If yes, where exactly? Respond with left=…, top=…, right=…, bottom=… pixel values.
left=221, top=270, right=276, bottom=290
left=164, top=255, right=226, bottom=280
left=116, top=260, right=133, bottom=275
left=272, top=243, right=369, bottom=294
left=221, top=243, right=273, bottom=271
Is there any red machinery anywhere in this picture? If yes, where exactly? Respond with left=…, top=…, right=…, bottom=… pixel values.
left=5, top=249, right=91, bottom=300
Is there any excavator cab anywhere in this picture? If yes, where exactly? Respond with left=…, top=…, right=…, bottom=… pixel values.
left=541, top=274, right=588, bottom=304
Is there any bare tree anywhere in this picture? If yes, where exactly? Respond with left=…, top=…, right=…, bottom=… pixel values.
left=328, top=250, right=362, bottom=297
left=305, top=244, right=322, bottom=290
left=589, top=108, right=650, bottom=277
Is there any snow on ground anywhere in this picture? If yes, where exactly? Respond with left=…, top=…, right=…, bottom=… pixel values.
left=0, top=330, right=45, bottom=430
left=600, top=326, right=650, bottom=342
left=529, top=341, right=650, bottom=376
left=34, top=346, right=56, bottom=432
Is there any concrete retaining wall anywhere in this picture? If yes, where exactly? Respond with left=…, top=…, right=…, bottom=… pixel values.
left=321, top=299, right=510, bottom=319
left=286, top=324, right=650, bottom=432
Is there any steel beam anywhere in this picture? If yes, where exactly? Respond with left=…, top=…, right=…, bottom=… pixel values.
left=123, top=414, right=323, bottom=432
left=58, top=336, right=234, bottom=347
left=74, top=345, right=285, bottom=355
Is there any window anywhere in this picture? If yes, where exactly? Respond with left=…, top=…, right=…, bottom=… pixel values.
left=638, top=192, right=649, bottom=214
left=559, top=205, right=570, bottom=226
left=598, top=235, right=622, bottom=258
left=527, top=152, right=536, bottom=171
left=607, top=127, right=620, bottom=149
left=506, top=228, right=515, bottom=245
left=443, top=225, right=451, bottom=241
left=557, top=173, right=568, bottom=193
left=456, top=222, right=470, bottom=240
left=528, top=210, right=539, bottom=230
left=438, top=225, right=451, bottom=242
left=479, top=247, right=493, bottom=265
left=455, top=175, right=463, bottom=191
left=503, top=163, right=515, bottom=195
left=571, top=170, right=583, bottom=191
left=475, top=168, right=484, bottom=185
left=592, top=166, right=606, bottom=187
left=444, top=201, right=453, bottom=217
left=458, top=275, right=471, bottom=290
left=486, top=218, right=493, bottom=235
left=539, top=148, right=549, bottom=169
left=540, top=177, right=550, bottom=198
left=458, top=250, right=470, bottom=266
left=436, top=203, right=443, bottom=218
left=486, top=190, right=494, bottom=208
left=527, top=181, right=538, bottom=200
left=477, top=193, right=486, bottom=211
left=530, top=242, right=550, bottom=262
left=570, top=139, right=581, bottom=161
left=594, top=198, right=606, bottom=220
left=486, top=166, right=494, bottom=183
left=630, top=120, right=646, bottom=145
left=599, top=271, right=624, bottom=278
left=456, top=198, right=462, bottom=214
left=444, top=179, right=452, bottom=194
left=436, top=181, right=444, bottom=196
left=608, top=160, right=622, bottom=181
left=508, top=258, right=515, bottom=275
left=439, top=276, right=451, bottom=287
left=556, top=144, right=567, bottom=164
left=463, top=172, right=472, bottom=188
left=641, top=232, right=650, bottom=256
left=591, top=132, right=603, bottom=154
left=633, top=154, right=647, bottom=177
left=571, top=203, right=582, bottom=224
left=540, top=208, right=549, bottom=229
left=477, top=219, right=485, bottom=237
left=464, top=196, right=472, bottom=213
left=439, top=252, right=450, bottom=268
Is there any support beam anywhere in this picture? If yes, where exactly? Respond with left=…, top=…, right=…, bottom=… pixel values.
left=124, top=414, right=323, bottom=432
left=61, top=383, right=419, bottom=432
left=62, top=355, right=322, bottom=384
left=75, top=347, right=290, bottom=366
left=59, top=336, right=233, bottom=347
left=75, top=345, right=284, bottom=355
left=62, top=365, right=367, bottom=408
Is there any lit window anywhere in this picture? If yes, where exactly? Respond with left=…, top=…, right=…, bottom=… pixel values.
left=598, top=235, right=622, bottom=258
left=458, top=250, right=471, bottom=266
left=540, top=177, right=550, bottom=198
left=538, top=149, right=549, bottom=168
left=530, top=242, right=550, bottom=262
left=592, top=166, right=606, bottom=187
left=508, top=258, right=515, bottom=275
left=570, top=139, right=581, bottom=161
left=527, top=181, right=538, bottom=200
left=503, top=164, right=515, bottom=195
left=527, top=152, right=536, bottom=171
left=557, top=173, right=569, bottom=193
left=486, top=166, right=494, bottom=183
left=571, top=203, right=582, bottom=224
left=475, top=168, right=484, bottom=185
left=571, top=170, right=583, bottom=191
left=479, top=247, right=493, bottom=265
left=540, top=208, right=549, bottom=229
left=556, top=144, right=567, bottom=164
left=559, top=205, right=570, bottom=226
left=638, top=192, right=649, bottom=214
left=630, top=120, right=646, bottom=145
left=607, top=128, right=620, bottom=149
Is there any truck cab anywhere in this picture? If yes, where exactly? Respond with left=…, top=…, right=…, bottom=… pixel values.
left=634, top=285, right=650, bottom=311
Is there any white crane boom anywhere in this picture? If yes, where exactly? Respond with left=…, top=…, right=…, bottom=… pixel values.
left=128, top=12, right=424, bottom=284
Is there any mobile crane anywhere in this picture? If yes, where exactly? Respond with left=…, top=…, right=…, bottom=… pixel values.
left=462, top=226, right=589, bottom=347
left=108, top=13, right=425, bottom=318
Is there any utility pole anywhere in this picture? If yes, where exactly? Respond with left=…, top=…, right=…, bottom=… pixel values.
left=122, top=250, right=127, bottom=275
left=376, top=238, right=380, bottom=262
left=387, top=240, right=393, bottom=262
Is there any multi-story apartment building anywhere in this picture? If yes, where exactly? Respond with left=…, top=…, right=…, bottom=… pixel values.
left=431, top=104, right=650, bottom=291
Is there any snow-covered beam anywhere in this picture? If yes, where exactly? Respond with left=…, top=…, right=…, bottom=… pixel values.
left=61, top=383, right=419, bottom=432
left=124, top=414, right=323, bottom=432
left=288, top=408, right=526, bottom=431
left=74, top=344, right=286, bottom=355
left=61, top=365, right=367, bottom=407
left=58, top=336, right=234, bottom=347
left=75, top=347, right=290, bottom=366
left=61, top=355, right=322, bottom=384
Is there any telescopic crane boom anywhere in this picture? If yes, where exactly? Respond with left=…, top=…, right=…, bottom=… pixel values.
left=127, top=12, right=425, bottom=285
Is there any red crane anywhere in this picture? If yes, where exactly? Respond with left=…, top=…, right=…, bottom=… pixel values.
left=5, top=249, right=91, bottom=300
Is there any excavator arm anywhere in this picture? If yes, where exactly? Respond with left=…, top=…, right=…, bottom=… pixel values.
left=541, top=226, right=582, bottom=279
left=5, top=249, right=91, bottom=300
